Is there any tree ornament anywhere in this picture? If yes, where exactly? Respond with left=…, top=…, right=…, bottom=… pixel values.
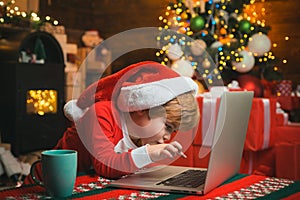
left=166, top=43, right=183, bottom=60
left=210, top=41, right=223, bottom=49
left=220, top=27, right=227, bottom=35
left=231, top=50, right=255, bottom=73
left=190, top=39, right=207, bottom=56
left=34, top=37, right=46, bottom=63
left=202, top=57, right=211, bottom=68
left=181, top=11, right=189, bottom=20
left=171, top=59, right=194, bottom=77
left=248, top=33, right=271, bottom=56
left=237, top=74, right=264, bottom=97
left=178, top=27, right=187, bottom=34
left=190, top=16, right=205, bottom=32
left=219, top=36, right=232, bottom=44
left=238, top=19, right=251, bottom=33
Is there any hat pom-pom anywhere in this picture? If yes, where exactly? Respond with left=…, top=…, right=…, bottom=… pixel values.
left=63, top=99, right=87, bottom=122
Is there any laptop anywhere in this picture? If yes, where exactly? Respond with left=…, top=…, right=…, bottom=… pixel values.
left=107, top=91, right=254, bottom=195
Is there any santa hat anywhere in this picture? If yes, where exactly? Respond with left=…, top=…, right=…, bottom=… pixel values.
left=64, top=61, right=198, bottom=121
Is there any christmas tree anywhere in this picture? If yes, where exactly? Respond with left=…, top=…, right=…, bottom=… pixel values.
left=156, top=0, right=283, bottom=96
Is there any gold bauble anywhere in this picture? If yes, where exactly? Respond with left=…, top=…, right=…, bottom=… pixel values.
left=202, top=58, right=211, bottom=69
left=220, top=27, right=227, bottom=35
left=181, top=12, right=188, bottom=20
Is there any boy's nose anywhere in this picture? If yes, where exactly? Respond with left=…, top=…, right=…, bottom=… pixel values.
left=163, top=133, right=171, bottom=141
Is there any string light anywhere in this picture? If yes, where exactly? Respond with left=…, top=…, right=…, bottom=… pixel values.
left=156, top=0, right=282, bottom=85
left=0, top=0, right=59, bottom=28
left=26, top=90, right=57, bottom=115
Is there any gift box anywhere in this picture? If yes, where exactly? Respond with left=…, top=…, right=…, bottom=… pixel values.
left=244, top=98, right=277, bottom=151
left=274, top=124, right=300, bottom=180
left=275, top=142, right=300, bottom=180
left=276, top=113, right=289, bottom=126
left=275, top=124, right=300, bottom=143
left=169, top=128, right=197, bottom=167
left=194, top=95, right=220, bottom=147
left=194, top=96, right=277, bottom=151
left=276, top=96, right=300, bottom=111
left=193, top=145, right=211, bottom=168
left=170, top=145, right=194, bottom=167
left=239, top=148, right=275, bottom=177
left=275, top=102, right=289, bottom=126
left=275, top=80, right=292, bottom=96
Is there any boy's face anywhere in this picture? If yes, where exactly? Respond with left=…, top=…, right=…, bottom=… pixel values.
left=139, top=122, right=176, bottom=145
left=140, top=127, right=171, bottom=145
left=128, top=110, right=177, bottom=145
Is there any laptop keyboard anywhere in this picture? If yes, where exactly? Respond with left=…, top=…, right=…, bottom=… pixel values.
left=157, top=169, right=207, bottom=188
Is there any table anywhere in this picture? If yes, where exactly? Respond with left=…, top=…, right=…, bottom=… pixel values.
left=0, top=171, right=299, bottom=199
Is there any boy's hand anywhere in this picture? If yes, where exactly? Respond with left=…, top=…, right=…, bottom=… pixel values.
left=146, top=141, right=186, bottom=162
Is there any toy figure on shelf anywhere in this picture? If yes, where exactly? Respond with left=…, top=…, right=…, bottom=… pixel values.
left=81, top=30, right=103, bottom=48
left=18, top=37, right=46, bottom=64
left=78, top=30, right=112, bottom=87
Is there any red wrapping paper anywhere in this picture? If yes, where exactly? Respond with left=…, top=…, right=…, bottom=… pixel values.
left=169, top=128, right=197, bottom=167
left=244, top=98, right=277, bottom=151
left=170, top=145, right=194, bottom=167
left=195, top=96, right=277, bottom=151
left=276, top=142, right=300, bottom=180
left=276, top=96, right=300, bottom=111
left=193, top=145, right=211, bottom=168
left=239, top=148, right=275, bottom=177
left=276, top=124, right=300, bottom=143
left=276, top=113, right=289, bottom=126
left=275, top=124, right=300, bottom=180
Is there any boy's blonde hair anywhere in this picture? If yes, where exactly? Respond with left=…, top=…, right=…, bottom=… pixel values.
left=150, top=91, right=200, bottom=132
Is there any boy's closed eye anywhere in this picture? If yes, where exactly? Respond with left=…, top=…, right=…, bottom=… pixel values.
left=165, top=123, right=177, bottom=134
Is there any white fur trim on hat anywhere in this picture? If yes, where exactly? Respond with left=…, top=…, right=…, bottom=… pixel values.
left=117, top=77, right=198, bottom=112
left=64, top=99, right=88, bottom=122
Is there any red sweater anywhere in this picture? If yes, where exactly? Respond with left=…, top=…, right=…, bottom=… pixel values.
left=24, top=101, right=139, bottom=184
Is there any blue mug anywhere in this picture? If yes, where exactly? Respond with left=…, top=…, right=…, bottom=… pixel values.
left=30, top=149, right=77, bottom=198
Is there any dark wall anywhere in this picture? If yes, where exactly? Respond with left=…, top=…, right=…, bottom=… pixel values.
left=40, top=0, right=300, bottom=86
left=40, top=0, right=168, bottom=38
left=39, top=0, right=170, bottom=72
left=262, top=0, right=300, bottom=87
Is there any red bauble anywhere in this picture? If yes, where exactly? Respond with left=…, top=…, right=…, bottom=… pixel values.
left=237, top=74, right=264, bottom=97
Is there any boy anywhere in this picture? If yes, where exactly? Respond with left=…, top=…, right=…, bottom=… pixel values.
left=26, top=61, right=200, bottom=183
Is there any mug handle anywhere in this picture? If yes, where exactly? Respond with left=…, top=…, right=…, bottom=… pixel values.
left=30, top=160, right=44, bottom=187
